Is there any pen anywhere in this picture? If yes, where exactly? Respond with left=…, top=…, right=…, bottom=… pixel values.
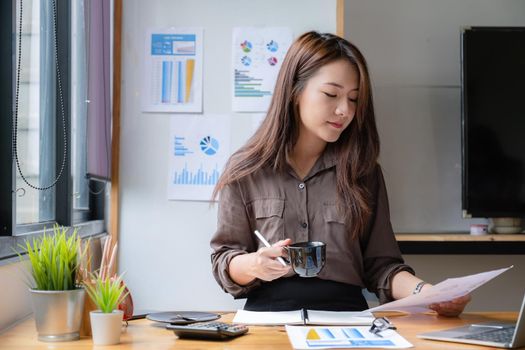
left=254, top=230, right=288, bottom=267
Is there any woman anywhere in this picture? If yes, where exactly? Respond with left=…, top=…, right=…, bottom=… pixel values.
left=210, top=31, right=469, bottom=315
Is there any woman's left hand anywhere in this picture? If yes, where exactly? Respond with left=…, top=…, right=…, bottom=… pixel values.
left=429, top=294, right=472, bottom=317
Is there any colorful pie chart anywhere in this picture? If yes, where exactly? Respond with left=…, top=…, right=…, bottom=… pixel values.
left=200, top=136, right=219, bottom=156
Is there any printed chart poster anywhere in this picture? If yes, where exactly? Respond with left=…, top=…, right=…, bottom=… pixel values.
left=167, top=115, right=231, bottom=201
left=232, top=27, right=292, bottom=112
left=143, top=28, right=203, bottom=113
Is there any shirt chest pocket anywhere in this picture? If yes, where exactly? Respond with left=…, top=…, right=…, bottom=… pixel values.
left=323, top=203, right=347, bottom=235
left=321, top=203, right=352, bottom=256
left=251, top=198, right=285, bottom=244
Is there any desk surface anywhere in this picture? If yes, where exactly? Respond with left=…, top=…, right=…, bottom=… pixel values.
left=0, top=311, right=519, bottom=349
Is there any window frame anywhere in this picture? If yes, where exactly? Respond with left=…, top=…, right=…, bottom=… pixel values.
left=0, top=0, right=14, bottom=237
left=0, top=0, right=106, bottom=258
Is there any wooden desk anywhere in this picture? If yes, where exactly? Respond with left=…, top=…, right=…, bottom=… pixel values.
left=0, top=311, right=519, bottom=349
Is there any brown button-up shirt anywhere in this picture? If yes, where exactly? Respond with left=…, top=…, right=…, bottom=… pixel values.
left=210, top=148, right=414, bottom=304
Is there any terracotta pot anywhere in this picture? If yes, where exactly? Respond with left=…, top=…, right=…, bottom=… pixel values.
left=119, top=284, right=134, bottom=320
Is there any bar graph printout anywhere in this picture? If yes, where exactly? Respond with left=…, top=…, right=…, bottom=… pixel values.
left=232, top=27, right=292, bottom=112
left=143, top=28, right=203, bottom=113
left=285, top=326, right=413, bottom=349
left=167, top=115, right=230, bottom=201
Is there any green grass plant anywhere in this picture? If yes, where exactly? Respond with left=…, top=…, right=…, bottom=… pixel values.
left=85, top=273, right=128, bottom=313
left=21, top=224, right=83, bottom=291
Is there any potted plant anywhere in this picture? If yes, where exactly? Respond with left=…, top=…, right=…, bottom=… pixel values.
left=84, top=272, right=128, bottom=345
left=20, top=224, right=86, bottom=342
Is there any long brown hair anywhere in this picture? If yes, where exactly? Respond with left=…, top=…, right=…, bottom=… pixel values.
left=214, top=31, right=380, bottom=238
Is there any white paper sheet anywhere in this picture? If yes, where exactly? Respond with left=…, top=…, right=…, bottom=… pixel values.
left=143, top=28, right=203, bottom=113
left=363, top=266, right=513, bottom=314
left=307, top=311, right=374, bottom=326
left=232, top=309, right=373, bottom=326
left=167, top=115, right=230, bottom=201
left=232, top=27, right=292, bottom=112
left=234, top=310, right=303, bottom=325
left=285, top=325, right=413, bottom=349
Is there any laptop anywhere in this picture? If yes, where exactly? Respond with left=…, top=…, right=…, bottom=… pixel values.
left=418, top=292, right=525, bottom=348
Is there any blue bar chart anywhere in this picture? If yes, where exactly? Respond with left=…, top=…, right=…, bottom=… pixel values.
left=234, top=69, right=272, bottom=98
left=143, top=29, right=202, bottom=113
left=161, top=61, right=173, bottom=103
left=173, top=164, right=220, bottom=186
left=304, top=327, right=395, bottom=348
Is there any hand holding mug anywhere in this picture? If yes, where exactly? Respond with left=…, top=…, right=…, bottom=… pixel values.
left=249, top=239, right=292, bottom=281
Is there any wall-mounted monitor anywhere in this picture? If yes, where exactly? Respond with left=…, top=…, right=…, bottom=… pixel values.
left=461, top=27, right=525, bottom=219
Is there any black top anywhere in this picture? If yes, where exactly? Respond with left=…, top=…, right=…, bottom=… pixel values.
left=244, top=275, right=368, bottom=312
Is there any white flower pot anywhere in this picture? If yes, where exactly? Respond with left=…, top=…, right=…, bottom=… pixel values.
left=89, top=310, right=124, bottom=345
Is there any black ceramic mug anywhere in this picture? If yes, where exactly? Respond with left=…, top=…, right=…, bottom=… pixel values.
left=287, top=241, right=326, bottom=277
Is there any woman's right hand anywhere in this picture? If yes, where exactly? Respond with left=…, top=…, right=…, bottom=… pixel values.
left=249, top=239, right=292, bottom=281
left=228, top=239, right=292, bottom=285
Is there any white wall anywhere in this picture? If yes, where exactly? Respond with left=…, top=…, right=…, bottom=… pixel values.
left=345, top=0, right=525, bottom=311
left=119, top=0, right=337, bottom=311
left=0, top=261, right=32, bottom=333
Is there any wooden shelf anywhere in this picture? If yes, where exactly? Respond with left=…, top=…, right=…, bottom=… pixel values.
left=395, top=233, right=525, bottom=254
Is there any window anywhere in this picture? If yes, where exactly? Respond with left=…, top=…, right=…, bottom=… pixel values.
left=71, top=0, right=90, bottom=218
left=0, top=0, right=108, bottom=250
left=14, top=0, right=57, bottom=225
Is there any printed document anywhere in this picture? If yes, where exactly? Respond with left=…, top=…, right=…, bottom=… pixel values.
left=143, top=27, right=203, bottom=113
left=363, top=266, right=513, bottom=314
left=167, top=115, right=230, bottom=201
left=286, top=325, right=413, bottom=349
left=232, top=27, right=292, bottom=112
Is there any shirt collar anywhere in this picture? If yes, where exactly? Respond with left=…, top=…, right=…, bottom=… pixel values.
left=286, top=144, right=338, bottom=181
left=307, top=144, right=337, bottom=178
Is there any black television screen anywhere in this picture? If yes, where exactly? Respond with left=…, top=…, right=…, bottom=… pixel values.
left=462, top=27, right=525, bottom=218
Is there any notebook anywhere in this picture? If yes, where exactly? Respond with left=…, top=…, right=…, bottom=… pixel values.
left=232, top=309, right=374, bottom=326
left=417, top=291, right=525, bottom=348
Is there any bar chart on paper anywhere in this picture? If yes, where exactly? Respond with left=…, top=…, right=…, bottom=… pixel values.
left=168, top=116, right=230, bottom=201
left=157, top=59, right=195, bottom=105
left=234, top=69, right=272, bottom=98
left=285, top=326, right=413, bottom=349
left=173, top=164, right=220, bottom=186
left=143, top=29, right=203, bottom=113
left=172, top=136, right=221, bottom=185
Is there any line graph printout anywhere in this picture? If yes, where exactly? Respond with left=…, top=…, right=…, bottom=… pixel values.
left=168, top=115, right=231, bottom=201
left=143, top=28, right=203, bottom=113
left=232, top=27, right=292, bottom=112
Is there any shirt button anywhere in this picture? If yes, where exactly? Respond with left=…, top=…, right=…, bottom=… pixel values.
left=298, top=183, right=305, bottom=190
left=301, top=222, right=308, bottom=228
